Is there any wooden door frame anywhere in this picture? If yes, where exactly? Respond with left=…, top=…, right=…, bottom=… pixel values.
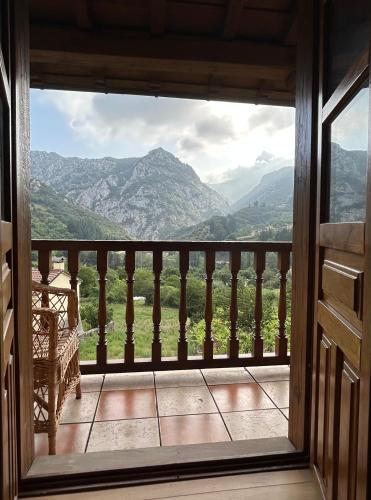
left=289, top=0, right=319, bottom=452
left=11, top=0, right=33, bottom=480
left=12, top=0, right=320, bottom=492
left=310, top=1, right=371, bottom=497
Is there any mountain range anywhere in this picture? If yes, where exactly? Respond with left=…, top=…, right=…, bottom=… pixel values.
left=30, top=148, right=295, bottom=241
left=31, top=148, right=228, bottom=239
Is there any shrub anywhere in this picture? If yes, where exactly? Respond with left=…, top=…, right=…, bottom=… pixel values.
left=80, top=300, right=113, bottom=330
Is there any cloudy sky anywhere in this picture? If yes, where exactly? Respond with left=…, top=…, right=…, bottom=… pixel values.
left=31, top=89, right=295, bottom=182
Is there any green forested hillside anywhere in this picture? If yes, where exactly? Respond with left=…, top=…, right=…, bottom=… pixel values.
left=168, top=203, right=292, bottom=241
left=31, top=179, right=131, bottom=240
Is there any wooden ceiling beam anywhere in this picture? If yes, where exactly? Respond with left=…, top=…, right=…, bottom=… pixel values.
left=74, top=0, right=93, bottom=30
left=222, top=0, right=243, bottom=40
left=150, top=0, right=166, bottom=36
left=30, top=24, right=295, bottom=81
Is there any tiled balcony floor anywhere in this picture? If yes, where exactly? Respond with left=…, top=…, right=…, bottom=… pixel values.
left=34, top=366, right=290, bottom=456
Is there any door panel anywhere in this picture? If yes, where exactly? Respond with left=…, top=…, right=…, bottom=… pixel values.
left=312, top=3, right=371, bottom=498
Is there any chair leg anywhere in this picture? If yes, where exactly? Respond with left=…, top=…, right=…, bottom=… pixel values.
left=76, top=380, right=82, bottom=399
left=48, top=380, right=58, bottom=455
left=48, top=429, right=57, bottom=455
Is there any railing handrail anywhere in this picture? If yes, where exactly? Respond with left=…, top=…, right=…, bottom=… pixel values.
left=32, top=239, right=292, bottom=252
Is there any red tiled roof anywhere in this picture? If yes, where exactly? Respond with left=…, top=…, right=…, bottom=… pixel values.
left=31, top=268, right=67, bottom=283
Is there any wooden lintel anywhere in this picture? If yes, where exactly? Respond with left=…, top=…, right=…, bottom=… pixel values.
left=30, top=69, right=295, bottom=106
left=223, top=0, right=243, bottom=40
left=151, top=0, right=166, bottom=36
left=30, top=25, right=295, bottom=80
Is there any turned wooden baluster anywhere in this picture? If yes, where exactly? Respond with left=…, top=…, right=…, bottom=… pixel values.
left=275, top=251, right=290, bottom=358
left=204, top=250, right=215, bottom=360
left=38, top=249, right=51, bottom=307
left=96, top=250, right=108, bottom=366
left=178, top=250, right=189, bottom=362
left=124, top=250, right=135, bottom=364
left=38, top=249, right=51, bottom=286
left=68, top=250, right=80, bottom=293
left=152, top=250, right=163, bottom=363
left=253, top=251, right=265, bottom=358
left=68, top=249, right=80, bottom=330
left=229, top=250, right=241, bottom=359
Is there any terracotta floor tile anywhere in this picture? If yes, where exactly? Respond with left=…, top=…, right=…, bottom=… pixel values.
left=87, top=418, right=159, bottom=452
left=281, top=408, right=289, bottom=419
left=247, top=365, right=290, bottom=382
left=160, top=414, right=230, bottom=446
left=260, top=381, right=290, bottom=408
left=95, top=389, right=157, bottom=421
left=202, top=368, right=253, bottom=386
left=155, top=370, right=205, bottom=388
left=210, top=383, right=275, bottom=412
left=60, top=392, right=100, bottom=424
left=156, top=386, right=217, bottom=416
left=223, top=409, right=288, bottom=440
left=34, top=423, right=91, bottom=456
left=80, top=374, right=104, bottom=392
left=103, top=372, right=154, bottom=391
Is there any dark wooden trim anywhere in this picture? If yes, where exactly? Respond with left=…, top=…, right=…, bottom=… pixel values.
left=310, top=0, right=327, bottom=469
left=289, top=0, right=318, bottom=452
left=356, top=47, right=371, bottom=500
left=319, top=223, right=365, bottom=255
left=222, top=0, right=242, bottom=40
left=11, top=0, right=33, bottom=480
left=32, top=239, right=292, bottom=253
left=30, top=24, right=295, bottom=79
left=0, top=45, right=10, bottom=108
left=79, top=355, right=290, bottom=375
left=322, top=48, right=369, bottom=124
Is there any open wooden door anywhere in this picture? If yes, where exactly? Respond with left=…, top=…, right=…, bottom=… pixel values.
left=1, top=1, right=31, bottom=498
left=311, top=2, right=371, bottom=499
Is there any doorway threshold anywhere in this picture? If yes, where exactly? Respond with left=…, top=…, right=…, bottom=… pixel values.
left=21, top=437, right=307, bottom=497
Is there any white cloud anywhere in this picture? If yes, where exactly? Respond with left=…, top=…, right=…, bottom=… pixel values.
left=34, top=90, right=296, bottom=180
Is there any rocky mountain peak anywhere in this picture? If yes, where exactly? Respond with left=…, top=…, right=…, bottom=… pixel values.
left=31, top=149, right=228, bottom=240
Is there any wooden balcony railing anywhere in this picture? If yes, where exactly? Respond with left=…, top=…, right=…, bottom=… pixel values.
left=31, top=240, right=292, bottom=374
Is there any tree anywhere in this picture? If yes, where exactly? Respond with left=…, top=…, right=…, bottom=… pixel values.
left=80, top=300, right=113, bottom=330
left=79, top=266, right=98, bottom=298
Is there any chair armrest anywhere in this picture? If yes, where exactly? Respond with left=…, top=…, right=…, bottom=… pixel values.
left=32, top=281, right=76, bottom=297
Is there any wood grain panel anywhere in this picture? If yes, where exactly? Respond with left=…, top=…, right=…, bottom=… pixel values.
left=326, top=341, right=342, bottom=500
left=1, top=221, right=12, bottom=255
left=316, top=335, right=331, bottom=479
left=324, top=248, right=364, bottom=274
left=319, top=223, right=365, bottom=255
left=338, top=364, right=359, bottom=500
left=317, top=301, right=361, bottom=370
left=2, top=263, right=11, bottom=316
left=322, top=260, right=363, bottom=317
left=2, top=309, right=14, bottom=379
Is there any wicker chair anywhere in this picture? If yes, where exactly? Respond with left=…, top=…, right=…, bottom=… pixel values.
left=32, top=281, right=81, bottom=455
